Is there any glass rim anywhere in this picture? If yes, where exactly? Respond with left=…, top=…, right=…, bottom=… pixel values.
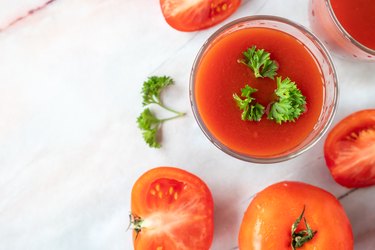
left=325, top=0, right=375, bottom=56
left=190, top=15, right=338, bottom=164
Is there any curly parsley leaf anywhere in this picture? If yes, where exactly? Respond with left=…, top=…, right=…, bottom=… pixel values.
left=239, top=46, right=278, bottom=79
left=142, top=76, right=173, bottom=106
left=233, top=84, right=265, bottom=121
left=267, top=77, right=306, bottom=124
left=137, top=108, right=162, bottom=148
left=137, top=76, right=185, bottom=148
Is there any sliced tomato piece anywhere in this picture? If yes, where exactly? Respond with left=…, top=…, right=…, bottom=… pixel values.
left=160, top=0, right=241, bottom=31
left=131, top=167, right=214, bottom=250
left=324, top=109, right=375, bottom=188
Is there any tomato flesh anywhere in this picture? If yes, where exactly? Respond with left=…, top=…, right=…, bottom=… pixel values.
left=324, top=109, right=375, bottom=188
left=131, top=167, right=214, bottom=250
left=160, top=0, right=241, bottom=31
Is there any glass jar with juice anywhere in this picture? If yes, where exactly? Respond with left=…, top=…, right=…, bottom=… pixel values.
left=309, top=0, right=375, bottom=60
left=190, top=16, right=338, bottom=163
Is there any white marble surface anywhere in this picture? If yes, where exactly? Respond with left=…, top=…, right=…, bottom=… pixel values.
left=0, top=0, right=374, bottom=249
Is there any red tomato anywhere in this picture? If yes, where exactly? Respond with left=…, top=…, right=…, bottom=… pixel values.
left=159, top=0, right=241, bottom=32
left=238, top=181, right=353, bottom=250
left=324, top=109, right=375, bottom=188
left=130, top=166, right=214, bottom=250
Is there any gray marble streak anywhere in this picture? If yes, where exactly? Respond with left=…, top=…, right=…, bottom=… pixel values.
left=0, top=0, right=56, bottom=32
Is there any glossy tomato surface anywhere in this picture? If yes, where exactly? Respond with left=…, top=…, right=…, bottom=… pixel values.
left=324, top=109, right=375, bottom=188
left=238, top=181, right=353, bottom=250
left=131, top=167, right=214, bottom=250
left=160, top=0, right=241, bottom=31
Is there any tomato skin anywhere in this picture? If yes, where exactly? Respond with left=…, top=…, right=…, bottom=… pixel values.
left=159, top=0, right=241, bottom=32
left=238, top=181, right=353, bottom=250
left=324, top=109, right=375, bottom=188
left=131, top=167, right=214, bottom=250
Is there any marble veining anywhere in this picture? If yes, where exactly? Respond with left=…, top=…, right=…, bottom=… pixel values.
left=0, top=0, right=374, bottom=249
left=0, top=0, right=56, bottom=32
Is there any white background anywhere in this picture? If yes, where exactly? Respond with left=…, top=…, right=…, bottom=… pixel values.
left=0, top=0, right=374, bottom=249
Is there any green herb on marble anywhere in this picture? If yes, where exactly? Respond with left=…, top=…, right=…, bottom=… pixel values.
left=137, top=76, right=185, bottom=148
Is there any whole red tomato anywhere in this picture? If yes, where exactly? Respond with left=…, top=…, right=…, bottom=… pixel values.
left=159, top=0, right=241, bottom=31
left=238, top=181, right=353, bottom=250
left=324, top=109, right=375, bottom=188
left=130, top=166, right=214, bottom=250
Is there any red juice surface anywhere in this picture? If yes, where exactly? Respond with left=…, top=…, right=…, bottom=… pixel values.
left=330, top=0, right=375, bottom=49
left=194, top=27, right=324, bottom=157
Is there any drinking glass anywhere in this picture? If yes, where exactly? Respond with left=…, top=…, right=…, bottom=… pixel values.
left=190, top=16, right=338, bottom=163
left=309, top=0, right=375, bottom=61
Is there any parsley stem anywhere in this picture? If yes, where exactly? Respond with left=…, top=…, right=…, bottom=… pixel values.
left=159, top=113, right=185, bottom=122
left=153, top=101, right=185, bottom=116
left=161, top=106, right=185, bottom=116
left=139, top=75, right=185, bottom=148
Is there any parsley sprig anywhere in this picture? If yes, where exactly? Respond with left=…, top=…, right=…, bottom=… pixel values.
left=233, top=85, right=265, bottom=121
left=137, top=76, right=185, bottom=148
left=268, top=77, right=306, bottom=124
left=234, top=47, right=307, bottom=124
left=238, top=45, right=278, bottom=79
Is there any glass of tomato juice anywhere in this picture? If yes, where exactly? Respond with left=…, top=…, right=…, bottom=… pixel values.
left=190, top=16, right=338, bottom=163
left=309, top=0, right=375, bottom=60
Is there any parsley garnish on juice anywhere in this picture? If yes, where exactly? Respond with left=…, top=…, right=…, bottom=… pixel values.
left=233, top=85, right=265, bottom=121
left=137, top=76, right=185, bottom=148
left=238, top=45, right=279, bottom=79
left=268, top=77, right=306, bottom=124
left=234, top=47, right=306, bottom=124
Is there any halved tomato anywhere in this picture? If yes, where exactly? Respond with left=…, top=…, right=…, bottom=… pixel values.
left=130, top=166, right=214, bottom=250
left=160, top=0, right=241, bottom=32
left=324, top=109, right=375, bottom=188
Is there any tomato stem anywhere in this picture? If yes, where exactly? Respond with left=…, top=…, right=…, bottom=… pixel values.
left=129, top=213, right=144, bottom=240
left=291, top=206, right=317, bottom=250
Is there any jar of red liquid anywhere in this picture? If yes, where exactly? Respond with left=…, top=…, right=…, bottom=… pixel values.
left=309, top=0, right=375, bottom=61
left=190, top=16, right=338, bottom=163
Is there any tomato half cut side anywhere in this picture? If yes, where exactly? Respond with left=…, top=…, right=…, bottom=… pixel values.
left=160, top=0, right=241, bottom=32
left=324, top=109, right=375, bottom=188
left=131, top=167, right=214, bottom=250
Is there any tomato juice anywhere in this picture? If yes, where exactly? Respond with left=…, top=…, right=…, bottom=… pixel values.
left=191, top=17, right=337, bottom=162
left=309, top=0, right=375, bottom=60
left=330, top=0, right=375, bottom=50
